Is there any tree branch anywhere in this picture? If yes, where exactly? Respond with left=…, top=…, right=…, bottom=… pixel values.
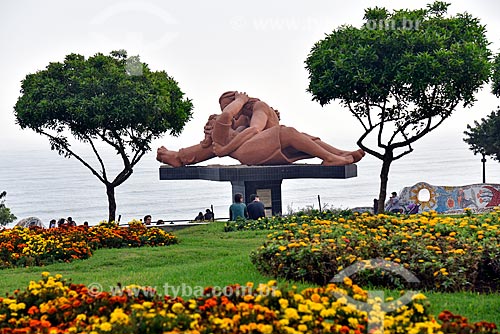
left=111, top=166, right=134, bottom=187
left=39, top=130, right=106, bottom=184
left=357, top=123, right=384, bottom=160
left=131, top=149, right=147, bottom=167
left=347, top=102, right=369, bottom=131
left=111, top=129, right=132, bottom=170
left=377, top=99, right=388, bottom=149
left=84, top=134, right=108, bottom=181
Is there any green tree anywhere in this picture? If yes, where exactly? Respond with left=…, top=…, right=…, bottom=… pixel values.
left=15, top=50, right=193, bottom=222
left=305, top=2, right=491, bottom=213
left=0, top=191, right=17, bottom=226
left=464, top=109, right=500, bottom=162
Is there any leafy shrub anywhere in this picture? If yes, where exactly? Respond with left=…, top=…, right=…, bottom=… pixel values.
left=251, top=210, right=500, bottom=292
left=0, top=221, right=178, bottom=268
left=224, top=209, right=355, bottom=232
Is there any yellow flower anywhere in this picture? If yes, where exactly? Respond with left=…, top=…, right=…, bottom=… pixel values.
left=284, top=308, right=300, bottom=320
left=298, top=324, right=308, bottom=332
left=298, top=303, right=310, bottom=313
left=279, top=318, right=289, bottom=326
left=110, top=308, right=129, bottom=325
left=243, top=294, right=254, bottom=302
left=279, top=298, right=289, bottom=309
left=272, top=289, right=282, bottom=298
left=172, top=302, right=185, bottom=314
left=8, top=302, right=26, bottom=312
left=142, top=301, right=154, bottom=309
left=293, top=294, right=304, bottom=303
left=2, top=298, right=15, bottom=305
left=343, top=277, right=353, bottom=286
left=99, top=322, right=112, bottom=332
left=259, top=324, right=273, bottom=334
left=414, top=303, right=424, bottom=314
left=348, top=317, right=359, bottom=327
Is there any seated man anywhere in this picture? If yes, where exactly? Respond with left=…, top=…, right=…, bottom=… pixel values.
left=157, top=91, right=364, bottom=166
left=247, top=194, right=266, bottom=220
left=204, top=209, right=214, bottom=221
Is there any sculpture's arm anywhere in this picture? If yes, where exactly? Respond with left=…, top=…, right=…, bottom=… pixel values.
left=213, top=126, right=259, bottom=156
left=213, top=103, right=271, bottom=156
left=218, top=92, right=249, bottom=124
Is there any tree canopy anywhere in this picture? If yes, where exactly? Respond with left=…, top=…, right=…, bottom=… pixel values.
left=0, top=191, right=16, bottom=226
left=15, top=50, right=193, bottom=222
left=464, top=109, right=500, bottom=162
left=305, top=1, right=492, bottom=212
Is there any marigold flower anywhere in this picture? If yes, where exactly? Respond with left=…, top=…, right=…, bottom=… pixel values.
left=171, top=302, right=185, bottom=314
left=284, top=308, right=300, bottom=320
left=298, top=324, right=308, bottom=332
left=99, top=322, right=112, bottom=332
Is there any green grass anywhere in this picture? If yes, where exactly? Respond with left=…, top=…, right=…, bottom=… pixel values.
left=0, top=222, right=499, bottom=324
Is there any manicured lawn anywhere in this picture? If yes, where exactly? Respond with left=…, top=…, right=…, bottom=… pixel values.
left=0, top=222, right=498, bottom=324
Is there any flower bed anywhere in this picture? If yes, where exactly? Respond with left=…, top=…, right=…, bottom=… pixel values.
left=0, top=221, right=178, bottom=268
left=250, top=210, right=500, bottom=292
left=0, top=273, right=496, bottom=334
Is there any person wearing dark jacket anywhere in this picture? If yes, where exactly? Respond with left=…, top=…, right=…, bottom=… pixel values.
left=204, top=209, right=214, bottom=221
left=247, top=194, right=265, bottom=220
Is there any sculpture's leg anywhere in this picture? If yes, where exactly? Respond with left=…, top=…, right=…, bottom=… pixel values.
left=279, top=127, right=354, bottom=166
left=303, top=134, right=365, bottom=162
left=157, top=144, right=215, bottom=167
left=157, top=146, right=183, bottom=167
left=314, top=141, right=365, bottom=162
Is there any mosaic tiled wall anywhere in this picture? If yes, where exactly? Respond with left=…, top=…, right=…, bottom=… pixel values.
left=399, top=182, right=500, bottom=213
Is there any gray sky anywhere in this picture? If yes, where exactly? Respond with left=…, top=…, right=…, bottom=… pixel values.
left=1, top=0, right=500, bottom=155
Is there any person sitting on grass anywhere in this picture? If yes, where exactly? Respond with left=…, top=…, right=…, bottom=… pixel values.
left=247, top=194, right=265, bottom=220
left=204, top=209, right=214, bottom=221
left=229, top=193, right=248, bottom=221
left=194, top=212, right=204, bottom=221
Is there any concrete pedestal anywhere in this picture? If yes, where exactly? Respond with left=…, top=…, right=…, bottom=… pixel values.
left=159, top=164, right=357, bottom=216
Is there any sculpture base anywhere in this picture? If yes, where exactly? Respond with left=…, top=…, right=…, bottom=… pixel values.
left=159, top=164, right=357, bottom=216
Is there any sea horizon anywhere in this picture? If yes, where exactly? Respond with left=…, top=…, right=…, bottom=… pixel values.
left=1, top=135, right=499, bottom=227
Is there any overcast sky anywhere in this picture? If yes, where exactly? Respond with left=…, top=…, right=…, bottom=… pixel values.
left=1, top=0, right=500, bottom=155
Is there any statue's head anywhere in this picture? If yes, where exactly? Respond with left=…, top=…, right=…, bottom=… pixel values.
left=219, top=91, right=236, bottom=111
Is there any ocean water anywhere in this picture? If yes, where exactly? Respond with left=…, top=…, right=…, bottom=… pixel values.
left=0, top=136, right=499, bottom=227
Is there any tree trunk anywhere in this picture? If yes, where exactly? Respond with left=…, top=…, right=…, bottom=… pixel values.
left=106, top=184, right=116, bottom=223
left=378, top=150, right=393, bottom=214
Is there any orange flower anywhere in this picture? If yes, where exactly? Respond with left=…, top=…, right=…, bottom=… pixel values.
left=27, top=305, right=39, bottom=315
